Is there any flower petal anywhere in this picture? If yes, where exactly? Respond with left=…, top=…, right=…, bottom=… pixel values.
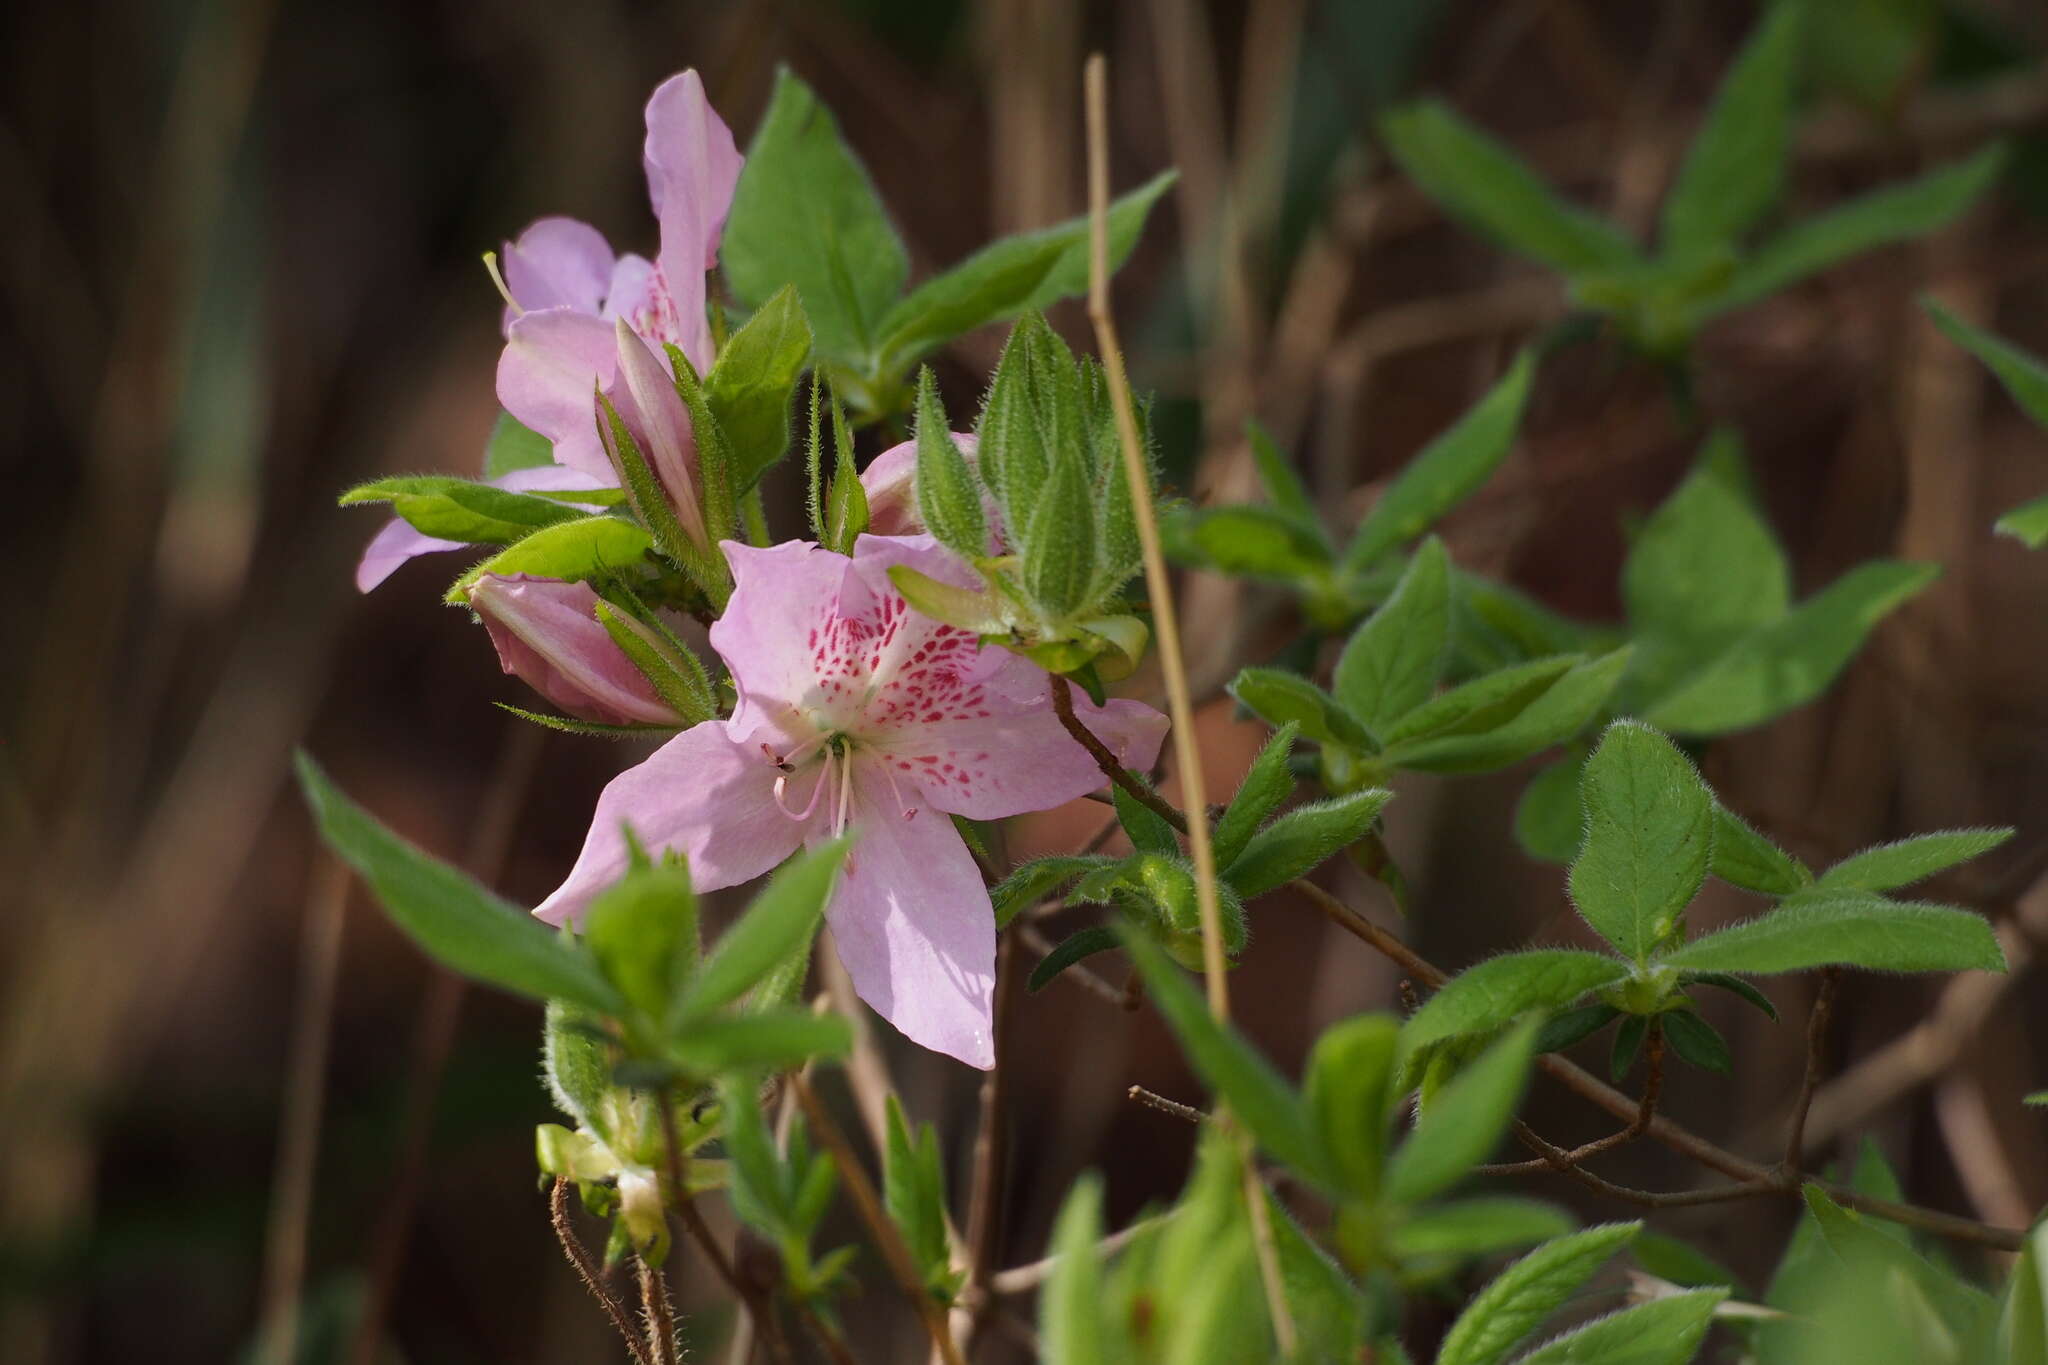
left=497, top=308, right=620, bottom=479
left=354, top=465, right=613, bottom=593
left=710, top=540, right=861, bottom=744
left=470, top=574, right=682, bottom=726
left=825, top=769, right=996, bottom=1068
left=533, top=722, right=807, bottom=926
left=643, top=70, right=743, bottom=273
left=501, top=217, right=616, bottom=325
left=610, top=319, right=705, bottom=544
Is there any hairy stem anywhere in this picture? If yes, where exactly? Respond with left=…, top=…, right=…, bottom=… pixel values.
left=638, top=1256, right=679, bottom=1365
left=550, top=1179, right=656, bottom=1365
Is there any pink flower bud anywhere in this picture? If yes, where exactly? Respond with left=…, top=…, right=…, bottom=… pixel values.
left=469, top=574, right=683, bottom=727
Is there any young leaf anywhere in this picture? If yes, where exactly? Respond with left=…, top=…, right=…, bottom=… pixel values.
left=673, top=840, right=851, bottom=1022
left=483, top=410, right=556, bottom=477
left=1169, top=505, right=1333, bottom=582
left=1041, top=1174, right=1111, bottom=1365
left=543, top=998, right=614, bottom=1134
left=1680, top=970, right=1779, bottom=1021
left=1435, top=1222, right=1644, bottom=1365
left=1642, top=561, right=1938, bottom=736
left=1378, top=103, right=1641, bottom=276
left=1334, top=537, right=1453, bottom=728
left=1303, top=1014, right=1400, bottom=1202
left=1387, top=1198, right=1575, bottom=1262
left=1706, top=144, right=2007, bottom=318
left=1213, top=723, right=1299, bottom=868
left=1120, top=927, right=1337, bottom=1190
left=913, top=369, right=987, bottom=561
left=705, top=284, right=812, bottom=489
left=445, top=517, right=656, bottom=605
left=1996, top=494, right=2048, bottom=551
left=1924, top=300, right=2048, bottom=428
left=1815, top=828, right=2013, bottom=893
left=584, top=861, right=701, bottom=1027
left=1611, top=1015, right=1650, bottom=1080
left=1515, top=1288, right=1728, bottom=1365
left=1224, top=788, right=1394, bottom=899
left=1659, top=1, right=1804, bottom=258
left=1023, top=446, right=1097, bottom=618
left=668, top=1009, right=852, bottom=1075
left=991, top=855, right=1118, bottom=927
left=1379, top=655, right=1578, bottom=750
left=1568, top=721, right=1715, bottom=962
left=295, top=754, right=620, bottom=1013
left=1228, top=668, right=1376, bottom=751
left=1111, top=776, right=1179, bottom=856
left=1027, top=926, right=1121, bottom=994
left=1711, top=803, right=1810, bottom=895
left=1345, top=353, right=1536, bottom=571
left=1248, top=421, right=1323, bottom=531
left=870, top=171, right=1175, bottom=377
left=976, top=313, right=1074, bottom=536
left=1385, top=1018, right=1540, bottom=1205
left=1401, top=950, right=1630, bottom=1053
left=1389, top=648, right=1630, bottom=775
left=1661, top=894, right=2005, bottom=975
left=1660, top=1008, right=1732, bottom=1074
left=341, top=474, right=591, bottom=545
left=722, top=69, right=907, bottom=365
left=594, top=600, right=717, bottom=726
left=1536, top=1003, right=1621, bottom=1054
left=1516, top=753, right=1588, bottom=865
left=883, top=1097, right=955, bottom=1298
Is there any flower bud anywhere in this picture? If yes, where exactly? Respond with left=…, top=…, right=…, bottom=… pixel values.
left=860, top=432, right=988, bottom=538
left=470, top=574, right=685, bottom=726
left=603, top=317, right=709, bottom=550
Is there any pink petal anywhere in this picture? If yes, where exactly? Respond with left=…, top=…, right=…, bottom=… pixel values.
left=497, top=308, right=620, bottom=480
left=643, top=70, right=743, bottom=273
left=533, top=722, right=808, bottom=926
left=470, top=574, right=682, bottom=727
left=825, top=769, right=996, bottom=1068
left=858, top=434, right=991, bottom=539
left=354, top=465, right=613, bottom=593
left=500, top=218, right=617, bottom=328
left=609, top=319, right=705, bottom=545
left=709, top=540, right=861, bottom=745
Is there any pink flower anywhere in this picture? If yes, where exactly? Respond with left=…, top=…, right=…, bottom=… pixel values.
left=858, top=433, right=999, bottom=543
left=496, top=71, right=742, bottom=481
left=469, top=575, right=684, bottom=727
left=534, top=535, right=1168, bottom=1067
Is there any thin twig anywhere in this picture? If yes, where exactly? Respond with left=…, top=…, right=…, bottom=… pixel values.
left=1128, top=1085, right=1206, bottom=1124
left=989, top=1218, right=1162, bottom=1295
left=1482, top=1021, right=1665, bottom=1176
left=792, top=1074, right=966, bottom=1365
left=658, top=1094, right=791, bottom=1364
left=551, top=1179, right=656, bottom=1365
left=1086, top=53, right=1298, bottom=1353
left=793, top=1299, right=859, bottom=1365
left=639, top=1256, right=679, bottom=1365
left=1050, top=676, right=1188, bottom=835
left=957, top=932, right=1017, bottom=1354
left=1783, top=969, right=1839, bottom=1175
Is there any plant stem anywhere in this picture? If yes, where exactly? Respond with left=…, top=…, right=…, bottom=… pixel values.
left=550, top=1179, right=656, bottom=1365
left=656, top=1091, right=793, bottom=1365
left=1050, top=675, right=1189, bottom=835
left=638, top=1255, right=679, bottom=1365
left=1128, top=1085, right=1207, bottom=1124
left=791, top=1074, right=967, bottom=1365
left=1783, top=968, right=1839, bottom=1174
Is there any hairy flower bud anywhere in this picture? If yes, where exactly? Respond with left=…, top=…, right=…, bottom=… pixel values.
left=470, top=574, right=685, bottom=727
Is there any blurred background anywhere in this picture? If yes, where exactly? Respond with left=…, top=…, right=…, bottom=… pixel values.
left=6, top=0, right=2048, bottom=1360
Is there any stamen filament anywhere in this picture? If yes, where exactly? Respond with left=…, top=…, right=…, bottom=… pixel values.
left=483, top=251, right=523, bottom=315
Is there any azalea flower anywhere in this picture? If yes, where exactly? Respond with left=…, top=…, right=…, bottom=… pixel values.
left=535, top=535, right=1168, bottom=1067
left=469, top=574, right=685, bottom=727
left=497, top=70, right=742, bottom=479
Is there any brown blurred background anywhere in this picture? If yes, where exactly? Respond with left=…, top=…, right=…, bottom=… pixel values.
left=6, top=0, right=2048, bottom=1360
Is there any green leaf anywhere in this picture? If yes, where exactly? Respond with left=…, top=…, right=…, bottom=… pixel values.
left=913, top=368, right=986, bottom=561
left=1816, top=828, right=2013, bottom=893
left=1269, top=1194, right=1374, bottom=1361
left=1380, top=655, right=1579, bottom=749
left=1661, top=894, right=2005, bottom=975
left=976, top=313, right=1076, bottom=538
left=1680, top=970, right=1780, bottom=1021
left=483, top=411, right=556, bottom=478
left=1536, top=1003, right=1621, bottom=1054
left=1228, top=668, right=1375, bottom=751
left=1111, top=776, right=1180, bottom=856
left=1041, top=1174, right=1111, bottom=1364
left=1378, top=103, right=1640, bottom=276
left=445, top=517, right=655, bottom=604
left=1569, top=721, right=1715, bottom=962
left=1334, top=537, right=1452, bottom=728
left=1631, top=1231, right=1743, bottom=1291
left=870, top=171, right=1175, bottom=376
left=341, top=474, right=591, bottom=545
left=1997, top=494, right=2048, bottom=550
left=1516, top=754, right=1589, bottom=865
left=723, top=69, right=907, bottom=365
left=883, top=1097, right=954, bottom=1297
left=1707, top=145, right=2007, bottom=318
left=1386, top=1018, right=1540, bottom=1204
left=1924, top=300, right=2048, bottom=428
left=1642, top=561, right=1938, bottom=736
left=295, top=754, right=619, bottom=1013
left=1027, top=926, right=1121, bottom=994
left=674, top=841, right=850, bottom=1022
left=1436, top=1223, right=1644, bottom=1365
left=1248, top=421, right=1323, bottom=531
left=543, top=998, right=613, bottom=1134
left=1997, top=1222, right=2048, bottom=1365
left=1388, top=1198, right=1575, bottom=1262
left=1401, top=951, right=1630, bottom=1053
left=991, top=855, right=1117, bottom=928
left=1023, top=445, right=1098, bottom=619
left=1303, top=1013, right=1400, bottom=1201
left=1660, top=1009, right=1731, bottom=1074
left=1390, top=648, right=1630, bottom=774
left=1711, top=804, right=1810, bottom=895
left=1660, top=1, right=1804, bottom=258
left=584, top=862, right=701, bottom=1027
left=1515, top=1288, right=1728, bottom=1365
left=595, top=599, right=717, bottom=726
left=1169, top=504, right=1333, bottom=581
left=706, top=284, right=812, bottom=489
left=1610, top=1015, right=1649, bottom=1080
left=1346, top=354, right=1536, bottom=571
left=1120, top=927, right=1336, bottom=1190
left=1224, top=788, right=1394, bottom=899
left=668, top=1009, right=852, bottom=1075
left=1213, top=723, right=1299, bottom=868
left=666, top=346, right=740, bottom=566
